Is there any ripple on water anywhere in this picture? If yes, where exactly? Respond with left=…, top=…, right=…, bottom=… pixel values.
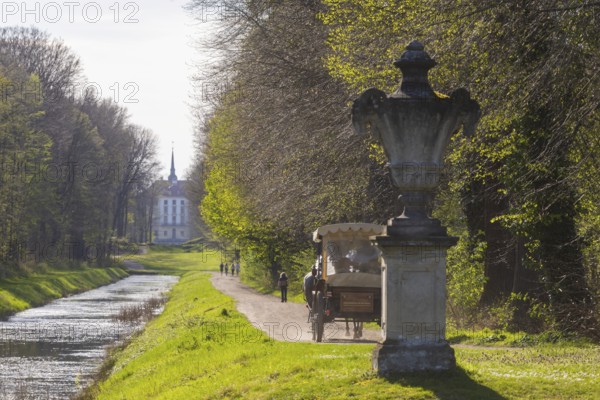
left=0, top=274, right=178, bottom=399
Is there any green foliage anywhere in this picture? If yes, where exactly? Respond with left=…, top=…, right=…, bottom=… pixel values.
left=320, top=0, right=600, bottom=335
left=188, top=1, right=600, bottom=335
left=320, top=0, right=423, bottom=93
left=192, top=0, right=402, bottom=296
left=200, top=104, right=261, bottom=242
left=200, top=102, right=298, bottom=285
left=0, top=27, right=159, bottom=275
left=446, top=234, right=487, bottom=325
left=0, top=68, right=51, bottom=265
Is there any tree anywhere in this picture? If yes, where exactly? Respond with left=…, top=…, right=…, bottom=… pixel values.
left=0, top=66, right=50, bottom=272
left=190, top=0, right=401, bottom=285
left=0, top=27, right=159, bottom=271
left=321, top=0, right=600, bottom=334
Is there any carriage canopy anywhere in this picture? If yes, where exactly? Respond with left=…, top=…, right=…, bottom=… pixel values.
left=312, top=223, right=385, bottom=285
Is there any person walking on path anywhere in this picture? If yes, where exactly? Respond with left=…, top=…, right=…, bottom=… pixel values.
left=225, top=263, right=229, bottom=276
left=278, top=272, right=288, bottom=303
left=220, top=262, right=224, bottom=275
left=236, top=262, right=240, bottom=276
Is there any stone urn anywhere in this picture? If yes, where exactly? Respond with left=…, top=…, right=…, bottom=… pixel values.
left=352, top=41, right=480, bottom=237
left=351, top=41, right=481, bottom=374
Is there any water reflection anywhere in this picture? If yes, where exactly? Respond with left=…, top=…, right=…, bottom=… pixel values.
left=0, top=274, right=178, bottom=399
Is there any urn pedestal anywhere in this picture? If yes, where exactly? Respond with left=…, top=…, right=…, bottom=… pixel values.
left=371, top=227, right=457, bottom=374
left=352, top=41, right=480, bottom=374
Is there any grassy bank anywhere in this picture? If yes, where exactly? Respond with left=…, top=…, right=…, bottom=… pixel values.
left=0, top=266, right=129, bottom=319
left=84, top=249, right=599, bottom=399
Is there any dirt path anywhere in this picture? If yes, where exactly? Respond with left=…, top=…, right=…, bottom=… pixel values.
left=210, top=272, right=380, bottom=343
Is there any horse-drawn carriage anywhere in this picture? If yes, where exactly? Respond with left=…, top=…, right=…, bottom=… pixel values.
left=303, top=223, right=385, bottom=342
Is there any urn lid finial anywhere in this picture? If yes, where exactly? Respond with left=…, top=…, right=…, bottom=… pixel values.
left=394, top=41, right=436, bottom=70
left=407, top=41, right=424, bottom=50
left=392, top=41, right=437, bottom=99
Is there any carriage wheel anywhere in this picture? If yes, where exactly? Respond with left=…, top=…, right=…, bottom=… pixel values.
left=311, top=297, right=317, bottom=341
left=310, top=306, right=316, bottom=341
left=313, top=291, right=325, bottom=342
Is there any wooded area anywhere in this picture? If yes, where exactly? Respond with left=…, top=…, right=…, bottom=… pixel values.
left=191, top=0, right=600, bottom=338
left=0, top=27, right=159, bottom=274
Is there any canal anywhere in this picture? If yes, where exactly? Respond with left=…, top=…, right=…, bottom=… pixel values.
left=0, top=274, right=178, bottom=399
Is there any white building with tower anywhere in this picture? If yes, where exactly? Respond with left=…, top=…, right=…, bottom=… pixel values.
left=151, top=150, right=196, bottom=245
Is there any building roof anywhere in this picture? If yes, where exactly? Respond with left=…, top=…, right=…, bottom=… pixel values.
left=155, top=179, right=190, bottom=198
left=168, top=148, right=178, bottom=183
left=155, top=148, right=189, bottom=197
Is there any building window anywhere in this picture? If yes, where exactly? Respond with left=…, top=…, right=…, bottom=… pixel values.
left=172, top=228, right=176, bottom=239
left=164, top=200, right=168, bottom=205
left=164, top=231, right=167, bottom=236
left=181, top=200, right=184, bottom=205
left=172, top=215, right=176, bottom=224
left=163, top=206, right=168, bottom=215
left=163, top=216, right=167, bottom=224
left=172, top=199, right=176, bottom=205
left=172, top=206, right=176, bottom=215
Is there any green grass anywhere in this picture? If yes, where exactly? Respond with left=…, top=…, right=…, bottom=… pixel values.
left=137, top=248, right=306, bottom=305
left=84, top=248, right=600, bottom=399
left=447, top=327, right=596, bottom=347
left=129, top=248, right=219, bottom=274
left=0, top=266, right=129, bottom=319
left=457, top=346, right=600, bottom=399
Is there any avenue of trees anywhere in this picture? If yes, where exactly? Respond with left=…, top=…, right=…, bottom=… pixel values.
left=191, top=1, right=600, bottom=338
left=0, top=27, right=159, bottom=275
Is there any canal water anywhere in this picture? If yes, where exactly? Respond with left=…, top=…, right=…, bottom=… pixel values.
left=0, top=274, right=178, bottom=399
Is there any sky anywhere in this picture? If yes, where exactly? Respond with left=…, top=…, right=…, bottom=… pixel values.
left=2, top=0, right=216, bottom=179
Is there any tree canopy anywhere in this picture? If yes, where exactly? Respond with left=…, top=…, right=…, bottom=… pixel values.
left=189, top=0, right=600, bottom=337
left=0, top=27, right=159, bottom=274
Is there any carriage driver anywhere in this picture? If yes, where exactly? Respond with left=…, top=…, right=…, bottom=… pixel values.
left=303, top=266, right=318, bottom=308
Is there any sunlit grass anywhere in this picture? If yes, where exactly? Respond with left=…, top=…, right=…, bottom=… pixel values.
left=448, top=327, right=596, bottom=348
left=0, top=267, right=128, bottom=319
left=129, top=246, right=219, bottom=275
left=86, top=249, right=600, bottom=399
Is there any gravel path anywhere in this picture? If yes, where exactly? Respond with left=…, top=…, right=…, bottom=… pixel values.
left=210, top=272, right=380, bottom=344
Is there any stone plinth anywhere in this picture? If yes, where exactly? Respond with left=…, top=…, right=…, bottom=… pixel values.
left=371, top=220, right=457, bottom=373
left=373, top=342, right=455, bottom=374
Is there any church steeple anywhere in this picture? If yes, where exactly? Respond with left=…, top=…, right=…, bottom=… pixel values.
left=168, top=146, right=178, bottom=183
